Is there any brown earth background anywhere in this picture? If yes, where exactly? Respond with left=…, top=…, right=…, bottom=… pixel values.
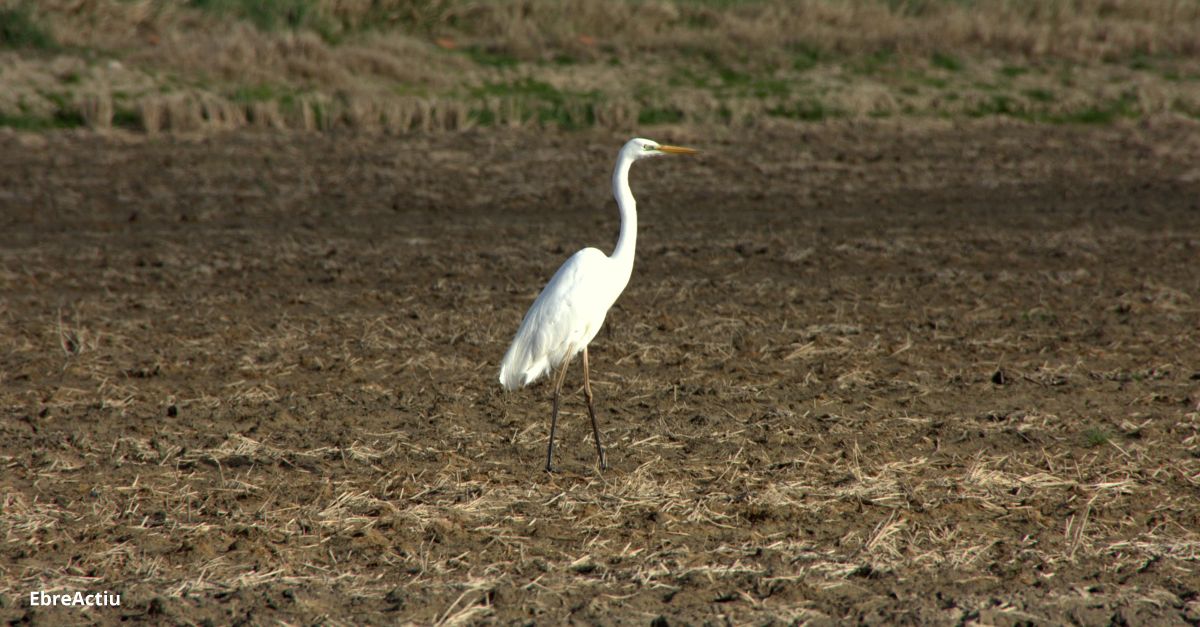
left=2, top=1, right=1200, bottom=625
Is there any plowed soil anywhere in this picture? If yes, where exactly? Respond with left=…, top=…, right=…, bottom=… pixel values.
left=2, top=119, right=1199, bottom=625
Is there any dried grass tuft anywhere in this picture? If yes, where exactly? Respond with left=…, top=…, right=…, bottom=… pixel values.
left=78, top=92, right=113, bottom=130
left=5, top=0, right=1200, bottom=136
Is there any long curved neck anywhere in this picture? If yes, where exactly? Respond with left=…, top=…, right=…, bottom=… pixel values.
left=610, top=153, right=637, bottom=268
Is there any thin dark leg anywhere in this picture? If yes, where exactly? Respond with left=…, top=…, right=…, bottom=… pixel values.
left=582, top=347, right=608, bottom=470
left=545, top=357, right=572, bottom=473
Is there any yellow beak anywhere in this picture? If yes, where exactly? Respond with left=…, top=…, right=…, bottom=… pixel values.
left=657, top=144, right=699, bottom=155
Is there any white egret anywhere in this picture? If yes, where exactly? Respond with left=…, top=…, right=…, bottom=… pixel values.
left=499, top=137, right=698, bottom=472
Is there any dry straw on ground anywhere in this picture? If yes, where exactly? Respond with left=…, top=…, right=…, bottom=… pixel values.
left=1, top=122, right=1199, bottom=622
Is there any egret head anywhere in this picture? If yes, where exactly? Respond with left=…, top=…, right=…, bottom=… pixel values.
left=624, top=137, right=699, bottom=161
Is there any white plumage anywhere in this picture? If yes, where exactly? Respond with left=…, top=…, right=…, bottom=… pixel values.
left=499, top=247, right=620, bottom=390
left=497, top=137, right=698, bottom=472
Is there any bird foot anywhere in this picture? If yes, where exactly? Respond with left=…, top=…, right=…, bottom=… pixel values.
left=596, top=450, right=608, bottom=472
left=544, top=463, right=561, bottom=474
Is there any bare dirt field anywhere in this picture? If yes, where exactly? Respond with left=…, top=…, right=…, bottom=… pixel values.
left=2, top=120, right=1199, bottom=624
